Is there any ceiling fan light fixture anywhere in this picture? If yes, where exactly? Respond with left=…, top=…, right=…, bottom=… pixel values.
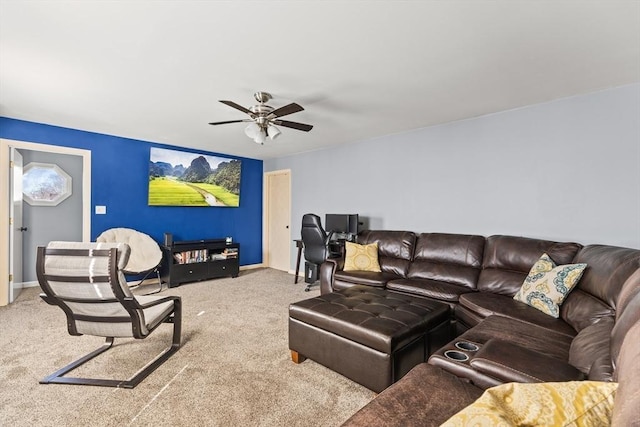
left=244, top=122, right=260, bottom=139
left=267, top=124, right=281, bottom=140
left=254, top=130, right=266, bottom=145
left=210, top=91, right=313, bottom=145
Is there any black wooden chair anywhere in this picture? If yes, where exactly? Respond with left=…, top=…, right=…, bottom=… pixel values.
left=36, top=241, right=181, bottom=388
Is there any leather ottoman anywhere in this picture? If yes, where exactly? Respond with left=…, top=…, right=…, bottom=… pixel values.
left=289, top=286, right=451, bottom=392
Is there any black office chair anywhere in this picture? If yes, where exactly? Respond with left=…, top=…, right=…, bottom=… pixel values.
left=301, top=213, right=339, bottom=291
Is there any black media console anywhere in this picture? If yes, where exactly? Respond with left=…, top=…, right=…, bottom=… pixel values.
left=161, top=238, right=239, bottom=287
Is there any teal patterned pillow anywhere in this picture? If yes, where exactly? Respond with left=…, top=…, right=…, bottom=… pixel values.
left=513, top=253, right=587, bottom=318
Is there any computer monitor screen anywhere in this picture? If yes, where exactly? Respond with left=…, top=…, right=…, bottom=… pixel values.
left=347, top=214, right=359, bottom=235
left=325, top=214, right=359, bottom=235
left=325, top=214, right=349, bottom=233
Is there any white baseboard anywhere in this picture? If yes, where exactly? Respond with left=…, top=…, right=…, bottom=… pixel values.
left=19, top=281, right=40, bottom=289
left=240, top=263, right=264, bottom=271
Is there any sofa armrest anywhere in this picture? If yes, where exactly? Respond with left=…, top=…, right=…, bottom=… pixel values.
left=470, top=339, right=585, bottom=383
left=341, top=363, right=482, bottom=427
left=320, top=258, right=343, bottom=294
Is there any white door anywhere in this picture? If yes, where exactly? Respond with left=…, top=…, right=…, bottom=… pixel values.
left=9, top=148, right=23, bottom=303
left=265, top=170, right=291, bottom=272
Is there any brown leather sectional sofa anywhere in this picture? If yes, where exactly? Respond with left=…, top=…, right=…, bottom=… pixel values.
left=319, top=231, right=640, bottom=425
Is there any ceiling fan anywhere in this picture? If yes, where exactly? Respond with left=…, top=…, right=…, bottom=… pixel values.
left=209, top=91, right=313, bottom=144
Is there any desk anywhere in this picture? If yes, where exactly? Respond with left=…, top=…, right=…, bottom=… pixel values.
left=294, top=239, right=304, bottom=284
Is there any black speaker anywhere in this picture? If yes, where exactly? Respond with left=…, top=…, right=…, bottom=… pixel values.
left=164, top=232, right=173, bottom=247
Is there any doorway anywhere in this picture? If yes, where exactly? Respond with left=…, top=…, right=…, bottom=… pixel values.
left=0, top=138, right=91, bottom=306
left=263, top=170, right=291, bottom=273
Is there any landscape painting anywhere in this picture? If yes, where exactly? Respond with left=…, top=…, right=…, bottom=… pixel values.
left=148, top=147, right=241, bottom=207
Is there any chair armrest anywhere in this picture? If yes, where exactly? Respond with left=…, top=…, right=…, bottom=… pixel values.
left=324, top=230, right=335, bottom=246
left=135, top=295, right=181, bottom=309
left=470, top=339, right=585, bottom=383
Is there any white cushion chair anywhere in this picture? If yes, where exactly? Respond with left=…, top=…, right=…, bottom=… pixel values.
left=97, top=227, right=164, bottom=293
left=36, top=241, right=181, bottom=388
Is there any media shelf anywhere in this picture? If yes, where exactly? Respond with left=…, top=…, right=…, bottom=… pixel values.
left=161, top=238, right=239, bottom=288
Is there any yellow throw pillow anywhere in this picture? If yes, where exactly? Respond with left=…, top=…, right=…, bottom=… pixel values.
left=513, top=253, right=587, bottom=318
left=441, top=381, right=618, bottom=427
left=343, top=242, right=381, bottom=272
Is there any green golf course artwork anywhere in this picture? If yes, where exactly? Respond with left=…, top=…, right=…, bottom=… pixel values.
left=148, top=147, right=241, bottom=207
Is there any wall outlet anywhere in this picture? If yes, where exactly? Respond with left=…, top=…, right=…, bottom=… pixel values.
left=95, top=205, right=107, bottom=214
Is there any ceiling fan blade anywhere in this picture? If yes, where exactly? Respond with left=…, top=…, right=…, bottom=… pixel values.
left=274, top=120, right=313, bottom=132
left=208, top=119, right=250, bottom=125
left=269, top=103, right=304, bottom=118
left=219, top=100, right=253, bottom=115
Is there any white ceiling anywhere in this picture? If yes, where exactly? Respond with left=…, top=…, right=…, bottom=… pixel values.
left=1, top=1, right=639, bottom=160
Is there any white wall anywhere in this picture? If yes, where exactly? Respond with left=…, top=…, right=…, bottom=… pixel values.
left=265, top=84, right=640, bottom=268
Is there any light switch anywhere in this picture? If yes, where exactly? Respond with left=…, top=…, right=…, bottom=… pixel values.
left=95, top=205, right=107, bottom=214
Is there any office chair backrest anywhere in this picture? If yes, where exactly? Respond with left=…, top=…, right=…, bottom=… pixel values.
left=301, top=213, right=329, bottom=264
left=37, top=241, right=153, bottom=338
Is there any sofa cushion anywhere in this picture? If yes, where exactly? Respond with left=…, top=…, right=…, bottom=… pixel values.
left=611, top=318, right=640, bottom=426
left=357, top=230, right=416, bottom=277
left=333, top=270, right=396, bottom=288
left=343, top=242, right=381, bottom=272
left=558, top=289, right=615, bottom=333
left=513, top=253, right=587, bottom=318
left=469, top=339, right=585, bottom=383
left=387, top=278, right=475, bottom=303
left=611, top=273, right=640, bottom=375
left=341, top=363, right=483, bottom=427
left=477, top=235, right=581, bottom=295
left=406, top=233, right=484, bottom=290
left=450, top=315, right=575, bottom=361
left=568, top=316, right=614, bottom=375
left=560, top=245, right=640, bottom=332
left=442, top=381, right=618, bottom=427
left=588, top=355, right=614, bottom=382
left=457, top=292, right=577, bottom=337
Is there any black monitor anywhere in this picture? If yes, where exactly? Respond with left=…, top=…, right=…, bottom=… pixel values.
left=325, top=214, right=348, bottom=233
left=325, top=214, right=359, bottom=235
left=347, top=214, right=359, bottom=235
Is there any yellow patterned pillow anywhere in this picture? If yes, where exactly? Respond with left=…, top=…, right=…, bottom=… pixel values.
left=513, top=253, right=587, bottom=317
left=442, top=381, right=618, bottom=427
left=343, top=242, right=381, bottom=272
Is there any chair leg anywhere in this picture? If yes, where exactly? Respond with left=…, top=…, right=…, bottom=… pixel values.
left=40, top=309, right=181, bottom=389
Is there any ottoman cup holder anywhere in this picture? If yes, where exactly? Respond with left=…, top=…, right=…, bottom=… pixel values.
left=455, top=341, right=480, bottom=352
left=443, top=350, right=469, bottom=362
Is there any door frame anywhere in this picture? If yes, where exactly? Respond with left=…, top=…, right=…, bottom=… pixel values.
left=263, top=169, right=291, bottom=271
left=0, top=138, right=91, bottom=306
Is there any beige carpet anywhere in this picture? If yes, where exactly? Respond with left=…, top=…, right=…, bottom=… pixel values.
left=0, top=268, right=375, bottom=426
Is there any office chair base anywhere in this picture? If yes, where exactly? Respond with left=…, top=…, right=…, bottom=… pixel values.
left=40, top=315, right=180, bottom=388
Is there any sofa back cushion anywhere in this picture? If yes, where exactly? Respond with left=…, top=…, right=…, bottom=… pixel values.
left=560, top=245, right=640, bottom=332
left=611, top=312, right=640, bottom=426
left=407, top=233, right=485, bottom=290
left=611, top=268, right=640, bottom=371
left=477, top=235, right=582, bottom=296
left=357, top=230, right=416, bottom=277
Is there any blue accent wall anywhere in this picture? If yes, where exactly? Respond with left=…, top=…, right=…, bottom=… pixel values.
left=1, top=117, right=263, bottom=265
